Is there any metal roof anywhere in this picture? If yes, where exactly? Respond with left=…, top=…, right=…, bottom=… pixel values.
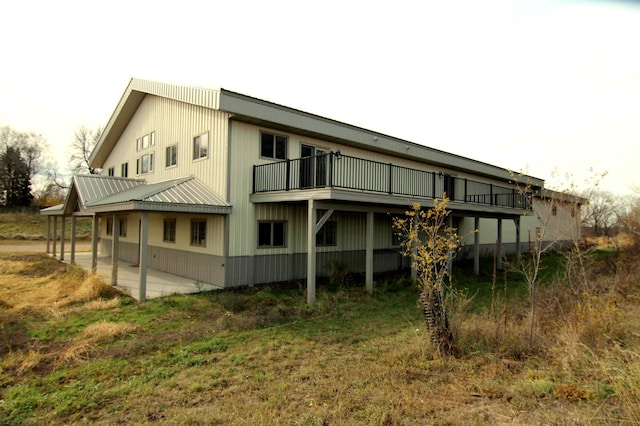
left=41, top=175, right=232, bottom=216
left=90, top=78, right=546, bottom=188
left=73, top=174, right=146, bottom=208
left=87, top=176, right=230, bottom=208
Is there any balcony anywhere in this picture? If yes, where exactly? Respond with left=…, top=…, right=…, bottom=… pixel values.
left=253, top=152, right=530, bottom=211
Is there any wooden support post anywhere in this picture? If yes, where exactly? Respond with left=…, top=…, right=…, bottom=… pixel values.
left=111, top=213, right=119, bottom=286
left=91, top=215, right=98, bottom=273
left=497, top=218, right=503, bottom=270
left=307, top=199, right=317, bottom=305
left=411, top=213, right=418, bottom=281
left=70, top=216, right=77, bottom=264
left=52, top=216, right=58, bottom=257
left=46, top=216, right=51, bottom=254
left=514, top=217, right=521, bottom=266
left=474, top=216, right=480, bottom=276
left=60, top=217, right=66, bottom=261
left=139, top=212, right=149, bottom=302
left=365, top=211, right=374, bottom=294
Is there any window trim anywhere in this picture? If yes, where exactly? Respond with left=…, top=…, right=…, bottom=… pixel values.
left=316, top=221, right=337, bottom=247
left=163, top=218, right=176, bottom=243
left=257, top=220, right=287, bottom=248
left=165, top=144, right=177, bottom=168
left=260, top=131, right=288, bottom=160
left=190, top=219, right=207, bottom=247
left=193, top=132, right=209, bottom=161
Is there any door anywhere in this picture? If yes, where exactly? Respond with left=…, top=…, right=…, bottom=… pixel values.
left=300, top=144, right=327, bottom=189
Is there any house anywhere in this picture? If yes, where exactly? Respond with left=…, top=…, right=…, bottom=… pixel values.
left=41, top=79, right=582, bottom=302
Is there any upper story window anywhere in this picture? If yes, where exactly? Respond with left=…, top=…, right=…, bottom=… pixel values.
left=107, top=167, right=115, bottom=176
left=166, top=145, right=177, bottom=167
left=137, top=152, right=154, bottom=175
left=121, top=162, right=128, bottom=177
left=136, top=131, right=155, bottom=151
left=260, top=132, right=287, bottom=160
left=193, top=132, right=209, bottom=160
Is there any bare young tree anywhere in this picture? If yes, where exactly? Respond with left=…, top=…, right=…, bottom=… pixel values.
left=69, top=126, right=102, bottom=174
left=394, top=198, right=460, bottom=356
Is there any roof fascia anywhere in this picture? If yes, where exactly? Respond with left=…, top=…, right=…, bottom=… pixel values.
left=219, top=89, right=545, bottom=187
left=83, top=201, right=232, bottom=215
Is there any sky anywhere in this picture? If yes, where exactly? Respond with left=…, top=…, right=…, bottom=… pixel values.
left=1, top=0, right=639, bottom=195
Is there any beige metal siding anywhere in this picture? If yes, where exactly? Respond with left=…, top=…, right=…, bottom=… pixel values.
left=102, top=95, right=230, bottom=199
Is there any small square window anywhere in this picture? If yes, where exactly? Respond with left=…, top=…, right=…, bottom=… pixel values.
left=163, top=219, right=176, bottom=243
left=260, top=132, right=287, bottom=160
left=193, top=133, right=209, bottom=160
left=316, top=221, right=337, bottom=246
left=191, top=219, right=207, bottom=247
left=258, top=221, right=286, bottom=247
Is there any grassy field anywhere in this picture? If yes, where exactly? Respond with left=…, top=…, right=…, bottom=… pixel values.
left=0, top=246, right=639, bottom=424
left=0, top=212, right=92, bottom=240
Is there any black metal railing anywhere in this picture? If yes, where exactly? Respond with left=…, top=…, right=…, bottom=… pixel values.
left=253, top=152, right=530, bottom=210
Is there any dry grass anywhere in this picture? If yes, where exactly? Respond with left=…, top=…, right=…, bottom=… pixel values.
left=1, top=249, right=640, bottom=424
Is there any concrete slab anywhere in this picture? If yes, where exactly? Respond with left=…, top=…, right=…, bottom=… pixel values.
left=67, top=252, right=222, bottom=300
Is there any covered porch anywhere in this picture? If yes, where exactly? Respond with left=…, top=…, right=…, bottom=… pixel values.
left=41, top=174, right=231, bottom=301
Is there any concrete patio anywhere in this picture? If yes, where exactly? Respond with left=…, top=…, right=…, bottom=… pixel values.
left=67, top=251, right=222, bottom=300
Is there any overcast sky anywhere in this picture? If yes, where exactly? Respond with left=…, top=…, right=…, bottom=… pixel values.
left=1, top=0, right=639, bottom=195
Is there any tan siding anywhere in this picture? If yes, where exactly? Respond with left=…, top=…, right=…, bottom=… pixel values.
left=102, top=95, right=230, bottom=199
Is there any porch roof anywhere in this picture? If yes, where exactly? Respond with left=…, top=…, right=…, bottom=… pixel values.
left=40, top=175, right=232, bottom=216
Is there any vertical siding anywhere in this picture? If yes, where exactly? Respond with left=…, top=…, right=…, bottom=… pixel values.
left=102, top=95, right=230, bottom=199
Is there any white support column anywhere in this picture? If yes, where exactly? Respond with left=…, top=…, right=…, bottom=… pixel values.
left=46, top=216, right=51, bottom=254
left=60, top=217, right=66, bottom=261
left=514, top=217, right=521, bottom=266
left=139, top=211, right=149, bottom=302
left=70, top=216, right=77, bottom=264
left=91, top=215, right=99, bottom=273
left=52, top=216, right=58, bottom=258
left=307, top=199, right=317, bottom=305
left=365, top=210, right=374, bottom=294
left=111, top=213, right=119, bottom=286
left=474, top=216, right=480, bottom=276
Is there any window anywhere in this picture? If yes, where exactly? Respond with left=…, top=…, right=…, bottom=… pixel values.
left=316, top=221, right=337, bottom=246
left=260, top=132, right=287, bottom=160
left=106, top=218, right=113, bottom=236
left=191, top=219, right=207, bottom=246
left=137, top=131, right=155, bottom=151
left=119, top=219, right=127, bottom=237
left=121, top=162, right=128, bottom=177
left=107, top=167, right=115, bottom=176
left=166, top=145, right=177, bottom=167
left=258, top=221, right=286, bottom=247
left=139, top=152, right=154, bottom=174
left=193, top=133, right=208, bottom=160
left=163, top=219, right=176, bottom=243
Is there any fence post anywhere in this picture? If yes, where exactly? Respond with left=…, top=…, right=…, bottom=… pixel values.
left=329, top=153, right=334, bottom=188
